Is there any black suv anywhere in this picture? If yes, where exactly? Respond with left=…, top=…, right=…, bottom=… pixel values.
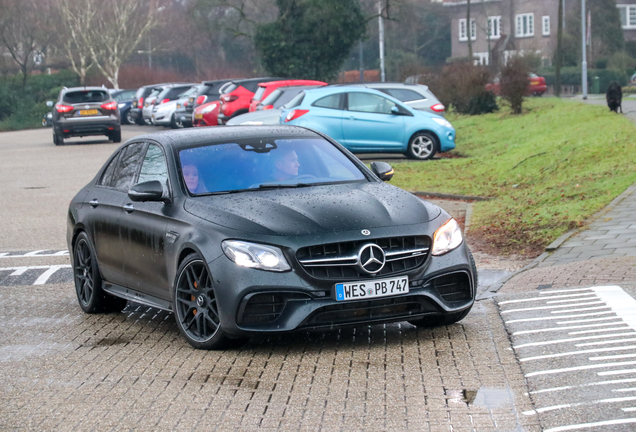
left=51, top=87, right=121, bottom=146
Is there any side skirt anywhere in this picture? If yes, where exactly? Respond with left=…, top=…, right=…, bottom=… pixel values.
left=103, top=282, right=173, bottom=312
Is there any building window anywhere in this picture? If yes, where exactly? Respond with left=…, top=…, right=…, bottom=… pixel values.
left=488, top=16, right=501, bottom=40
left=516, top=13, right=534, bottom=38
left=459, top=18, right=477, bottom=42
left=618, top=5, right=636, bottom=29
left=542, top=16, right=550, bottom=36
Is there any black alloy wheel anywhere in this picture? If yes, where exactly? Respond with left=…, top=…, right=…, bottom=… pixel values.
left=173, top=254, right=229, bottom=350
left=73, top=232, right=127, bottom=313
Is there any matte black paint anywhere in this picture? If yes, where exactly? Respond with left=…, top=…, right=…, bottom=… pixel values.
left=67, top=126, right=476, bottom=338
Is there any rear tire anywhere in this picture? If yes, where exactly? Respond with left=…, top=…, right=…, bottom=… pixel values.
left=111, top=130, right=121, bottom=143
left=53, top=130, right=63, bottom=146
left=124, top=110, right=134, bottom=125
left=73, top=232, right=127, bottom=314
left=406, top=132, right=438, bottom=160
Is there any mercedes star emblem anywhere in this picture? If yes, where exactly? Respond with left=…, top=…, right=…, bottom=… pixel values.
left=357, top=243, right=385, bottom=274
left=85, top=105, right=90, bottom=109
left=361, top=229, right=371, bottom=236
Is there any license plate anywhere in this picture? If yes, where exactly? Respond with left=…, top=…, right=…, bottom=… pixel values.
left=194, top=113, right=203, bottom=119
left=79, top=109, right=98, bottom=115
left=335, top=276, right=409, bottom=302
left=530, top=80, right=539, bottom=85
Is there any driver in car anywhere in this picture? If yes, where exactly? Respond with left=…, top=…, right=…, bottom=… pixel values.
left=272, top=148, right=300, bottom=181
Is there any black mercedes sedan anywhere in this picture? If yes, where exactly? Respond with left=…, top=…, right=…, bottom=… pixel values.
left=67, top=126, right=477, bottom=350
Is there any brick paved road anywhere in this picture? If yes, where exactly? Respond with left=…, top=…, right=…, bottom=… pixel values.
left=0, top=282, right=539, bottom=431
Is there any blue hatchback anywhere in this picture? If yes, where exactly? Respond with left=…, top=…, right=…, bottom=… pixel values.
left=280, top=86, right=455, bottom=160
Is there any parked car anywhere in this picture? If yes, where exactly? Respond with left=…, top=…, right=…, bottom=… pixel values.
left=109, top=89, right=136, bottom=124
left=192, top=100, right=221, bottom=127
left=486, top=73, right=547, bottom=96
left=152, top=84, right=198, bottom=128
left=148, top=83, right=195, bottom=125
left=249, top=80, right=327, bottom=112
left=67, top=125, right=476, bottom=350
left=42, top=109, right=52, bottom=127
left=50, top=86, right=121, bottom=145
left=130, top=83, right=171, bottom=125
left=216, top=77, right=282, bottom=125
left=227, top=84, right=326, bottom=126
left=280, top=86, right=455, bottom=160
left=141, top=87, right=164, bottom=125
left=175, top=79, right=234, bottom=128
left=343, top=83, right=446, bottom=116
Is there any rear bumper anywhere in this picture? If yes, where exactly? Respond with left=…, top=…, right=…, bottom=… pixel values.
left=55, top=116, right=120, bottom=137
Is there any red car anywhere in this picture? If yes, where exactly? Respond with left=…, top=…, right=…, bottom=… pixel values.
left=486, top=73, right=547, bottom=96
left=216, top=77, right=281, bottom=125
left=192, top=100, right=221, bottom=127
left=249, top=80, right=327, bottom=112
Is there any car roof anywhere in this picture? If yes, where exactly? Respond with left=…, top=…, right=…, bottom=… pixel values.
left=129, top=125, right=322, bottom=150
left=300, top=85, right=400, bottom=102
left=63, top=86, right=110, bottom=92
left=202, top=79, right=235, bottom=86
left=336, top=82, right=430, bottom=91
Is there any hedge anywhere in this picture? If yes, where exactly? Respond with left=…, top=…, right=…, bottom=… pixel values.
left=538, top=67, right=628, bottom=93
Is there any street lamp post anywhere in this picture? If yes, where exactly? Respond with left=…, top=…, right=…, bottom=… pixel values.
left=378, top=1, right=385, bottom=82
left=581, top=0, right=587, bottom=99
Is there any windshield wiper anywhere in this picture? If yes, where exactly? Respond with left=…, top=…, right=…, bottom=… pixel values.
left=257, top=183, right=312, bottom=189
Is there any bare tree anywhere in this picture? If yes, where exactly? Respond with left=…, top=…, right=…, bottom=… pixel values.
left=54, top=0, right=96, bottom=85
left=86, top=0, right=163, bottom=88
left=0, top=0, right=51, bottom=88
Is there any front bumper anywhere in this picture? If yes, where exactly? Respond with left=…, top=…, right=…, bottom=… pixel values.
left=208, top=240, right=475, bottom=337
left=175, top=108, right=192, bottom=126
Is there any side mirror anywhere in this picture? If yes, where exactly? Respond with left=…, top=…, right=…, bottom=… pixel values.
left=391, top=106, right=400, bottom=115
left=46, top=101, right=53, bottom=107
left=370, top=161, right=394, bottom=181
left=128, top=180, right=168, bottom=203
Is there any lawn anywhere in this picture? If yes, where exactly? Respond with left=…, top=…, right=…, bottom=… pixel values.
left=390, top=98, right=636, bottom=255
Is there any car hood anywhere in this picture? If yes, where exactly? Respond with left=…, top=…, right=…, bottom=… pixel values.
left=184, top=182, right=442, bottom=236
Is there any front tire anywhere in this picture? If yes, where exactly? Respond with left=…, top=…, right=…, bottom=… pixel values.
left=406, top=132, right=438, bottom=160
left=124, top=110, right=134, bottom=125
left=173, top=254, right=230, bottom=350
left=73, top=232, right=127, bottom=313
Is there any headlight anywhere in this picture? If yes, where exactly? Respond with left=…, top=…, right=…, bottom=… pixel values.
left=432, top=117, right=452, bottom=128
left=431, top=219, right=463, bottom=256
left=222, top=240, right=291, bottom=272
left=118, top=103, right=126, bottom=108
left=201, top=103, right=217, bottom=114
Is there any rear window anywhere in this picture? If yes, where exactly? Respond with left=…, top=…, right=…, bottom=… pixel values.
left=313, top=93, right=342, bottom=110
left=378, top=88, right=425, bottom=102
left=283, top=91, right=305, bottom=109
left=221, top=83, right=237, bottom=94
left=253, top=86, right=266, bottom=101
left=63, top=90, right=109, bottom=104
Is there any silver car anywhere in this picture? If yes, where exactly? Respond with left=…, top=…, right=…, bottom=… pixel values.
left=344, top=83, right=445, bottom=117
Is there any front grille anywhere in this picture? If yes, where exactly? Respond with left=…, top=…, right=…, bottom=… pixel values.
left=433, top=272, right=472, bottom=302
left=297, top=236, right=430, bottom=280
left=305, top=295, right=437, bottom=326
left=237, top=292, right=311, bottom=325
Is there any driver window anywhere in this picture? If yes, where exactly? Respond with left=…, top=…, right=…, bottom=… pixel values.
left=112, top=143, right=146, bottom=191
left=138, top=144, right=169, bottom=195
left=347, top=92, right=397, bottom=115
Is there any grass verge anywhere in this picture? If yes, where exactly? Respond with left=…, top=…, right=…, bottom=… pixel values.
left=390, top=98, right=636, bottom=255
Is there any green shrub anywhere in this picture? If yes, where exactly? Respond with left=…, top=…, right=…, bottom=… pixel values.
left=500, top=56, right=530, bottom=114
left=435, top=63, right=498, bottom=115
left=539, top=67, right=628, bottom=92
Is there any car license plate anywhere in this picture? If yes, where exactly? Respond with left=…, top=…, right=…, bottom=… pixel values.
left=531, top=80, right=539, bottom=85
left=79, top=109, right=98, bottom=115
left=335, top=276, right=409, bottom=302
left=194, top=113, right=203, bottom=119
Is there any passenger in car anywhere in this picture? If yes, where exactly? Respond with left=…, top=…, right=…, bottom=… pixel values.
left=182, top=164, right=206, bottom=193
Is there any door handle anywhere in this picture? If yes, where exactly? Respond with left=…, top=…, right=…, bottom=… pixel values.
left=89, top=199, right=98, bottom=208
left=123, top=203, right=134, bottom=213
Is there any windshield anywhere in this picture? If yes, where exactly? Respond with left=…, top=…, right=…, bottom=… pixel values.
left=178, top=137, right=367, bottom=195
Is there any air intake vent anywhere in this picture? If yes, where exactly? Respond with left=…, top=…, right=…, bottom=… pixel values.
left=433, top=272, right=471, bottom=302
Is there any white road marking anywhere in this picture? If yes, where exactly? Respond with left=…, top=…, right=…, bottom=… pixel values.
left=546, top=296, right=597, bottom=304
left=598, top=368, right=636, bottom=376
left=543, top=418, right=636, bottom=432
left=0, top=253, right=8, bottom=257
left=23, top=250, right=46, bottom=256
left=590, top=353, right=636, bottom=361
left=33, top=265, right=70, bottom=285
left=514, top=321, right=625, bottom=336
left=0, top=250, right=69, bottom=258
left=556, top=316, right=629, bottom=325
left=523, top=396, right=636, bottom=416
left=539, top=287, right=596, bottom=294
left=570, top=326, right=629, bottom=335
left=531, top=379, right=636, bottom=395
left=622, top=407, right=636, bottom=412
left=526, top=360, right=636, bottom=377
left=499, top=293, right=595, bottom=305
left=502, top=301, right=605, bottom=314
left=514, top=332, right=636, bottom=349
left=577, top=337, right=636, bottom=347
left=520, top=345, right=636, bottom=362
left=10, top=267, right=28, bottom=276
left=506, top=311, right=613, bottom=324
left=613, top=387, right=636, bottom=392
